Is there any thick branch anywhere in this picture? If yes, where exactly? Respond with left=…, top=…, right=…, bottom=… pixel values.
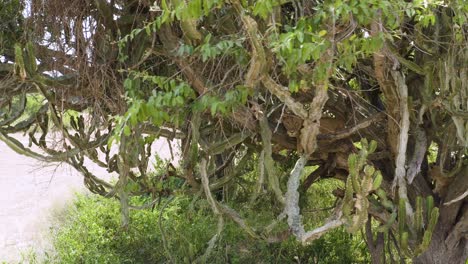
left=302, top=217, right=344, bottom=243
left=240, top=15, right=266, bottom=88
left=261, top=76, right=308, bottom=119
left=391, top=71, right=413, bottom=215
left=318, top=112, right=385, bottom=141
left=260, top=115, right=285, bottom=204
left=284, top=156, right=307, bottom=239
left=407, top=125, right=427, bottom=184
left=200, top=158, right=220, bottom=215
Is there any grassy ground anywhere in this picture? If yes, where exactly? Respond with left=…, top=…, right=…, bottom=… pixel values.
left=22, top=182, right=370, bottom=263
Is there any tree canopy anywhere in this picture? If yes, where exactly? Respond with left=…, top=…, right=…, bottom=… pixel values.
left=0, top=0, right=467, bottom=262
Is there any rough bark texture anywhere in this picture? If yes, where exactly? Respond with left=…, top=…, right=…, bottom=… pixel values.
left=413, top=201, right=468, bottom=264
left=411, top=166, right=468, bottom=263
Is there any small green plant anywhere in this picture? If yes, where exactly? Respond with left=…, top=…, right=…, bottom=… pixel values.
left=342, top=139, right=382, bottom=233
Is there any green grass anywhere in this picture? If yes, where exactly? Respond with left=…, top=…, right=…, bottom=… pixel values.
left=18, top=151, right=369, bottom=263
left=24, top=189, right=369, bottom=264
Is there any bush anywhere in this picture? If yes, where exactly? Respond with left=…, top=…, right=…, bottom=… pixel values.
left=42, top=192, right=369, bottom=263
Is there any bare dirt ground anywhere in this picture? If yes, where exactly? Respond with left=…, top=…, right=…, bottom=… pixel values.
left=0, top=135, right=178, bottom=262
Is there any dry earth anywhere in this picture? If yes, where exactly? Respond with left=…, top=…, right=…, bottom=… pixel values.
left=0, top=135, right=178, bottom=262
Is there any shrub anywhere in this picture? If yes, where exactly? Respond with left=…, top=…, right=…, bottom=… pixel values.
left=43, top=192, right=369, bottom=263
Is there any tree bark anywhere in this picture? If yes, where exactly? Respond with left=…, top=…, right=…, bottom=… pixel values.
left=366, top=217, right=385, bottom=264
left=413, top=200, right=468, bottom=264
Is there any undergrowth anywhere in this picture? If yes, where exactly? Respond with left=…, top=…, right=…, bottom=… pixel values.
left=26, top=189, right=369, bottom=263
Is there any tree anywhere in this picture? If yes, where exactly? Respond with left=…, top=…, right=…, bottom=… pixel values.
left=1, top=0, right=467, bottom=262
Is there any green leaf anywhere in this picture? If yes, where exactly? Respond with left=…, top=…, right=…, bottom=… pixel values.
left=368, top=140, right=378, bottom=153
left=363, top=165, right=375, bottom=176
left=124, top=78, right=133, bottom=91
left=123, top=126, right=131, bottom=136
left=210, top=101, right=218, bottom=116
left=289, top=80, right=299, bottom=93
left=372, top=172, right=383, bottom=190
left=348, top=153, right=358, bottom=172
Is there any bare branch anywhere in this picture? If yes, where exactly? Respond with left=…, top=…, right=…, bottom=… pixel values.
left=261, top=76, right=308, bottom=119
left=407, top=125, right=427, bottom=184
left=284, top=155, right=308, bottom=239
left=318, top=112, right=385, bottom=141
left=260, top=114, right=285, bottom=204
left=391, top=71, right=413, bottom=216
